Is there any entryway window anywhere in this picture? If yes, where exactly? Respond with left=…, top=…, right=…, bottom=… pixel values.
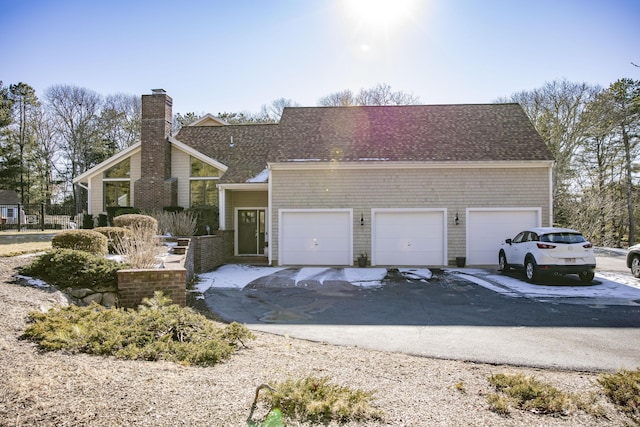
left=104, top=158, right=130, bottom=208
left=190, top=157, right=219, bottom=207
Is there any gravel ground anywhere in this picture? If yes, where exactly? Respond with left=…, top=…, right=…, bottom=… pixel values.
left=0, top=255, right=632, bottom=426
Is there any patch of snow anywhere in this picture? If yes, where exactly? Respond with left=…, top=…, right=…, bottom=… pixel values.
left=294, top=267, right=331, bottom=283
left=196, top=265, right=285, bottom=291
left=399, top=268, right=433, bottom=281
left=15, top=275, right=50, bottom=288
left=344, top=268, right=387, bottom=287
left=246, top=168, right=269, bottom=183
left=446, top=268, right=640, bottom=300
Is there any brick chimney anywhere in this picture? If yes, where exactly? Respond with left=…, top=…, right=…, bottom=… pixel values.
left=134, top=89, right=177, bottom=209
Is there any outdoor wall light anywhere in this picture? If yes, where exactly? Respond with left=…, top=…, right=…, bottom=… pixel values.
left=360, top=213, right=365, bottom=226
left=454, top=213, right=459, bottom=225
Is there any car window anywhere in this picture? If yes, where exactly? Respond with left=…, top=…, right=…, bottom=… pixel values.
left=540, top=233, right=586, bottom=244
left=512, top=232, right=526, bottom=243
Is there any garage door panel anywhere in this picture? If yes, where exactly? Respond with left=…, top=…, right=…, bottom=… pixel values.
left=467, top=210, right=539, bottom=265
left=280, top=211, right=351, bottom=265
left=374, top=210, right=445, bottom=266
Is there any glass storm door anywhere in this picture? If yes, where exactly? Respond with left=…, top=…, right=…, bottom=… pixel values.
left=238, top=209, right=266, bottom=255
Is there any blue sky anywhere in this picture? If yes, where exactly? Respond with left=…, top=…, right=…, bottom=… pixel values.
left=1, top=0, right=639, bottom=115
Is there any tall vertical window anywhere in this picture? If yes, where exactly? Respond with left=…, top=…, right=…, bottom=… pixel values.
left=104, top=158, right=130, bottom=208
left=190, top=157, right=219, bottom=207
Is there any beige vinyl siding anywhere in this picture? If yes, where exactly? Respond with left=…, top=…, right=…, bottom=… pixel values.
left=233, top=191, right=268, bottom=207
left=270, top=165, right=551, bottom=265
left=171, top=147, right=191, bottom=208
left=129, top=151, right=141, bottom=206
left=88, top=174, right=103, bottom=215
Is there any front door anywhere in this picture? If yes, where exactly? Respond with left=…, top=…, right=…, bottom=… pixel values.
left=237, top=209, right=266, bottom=255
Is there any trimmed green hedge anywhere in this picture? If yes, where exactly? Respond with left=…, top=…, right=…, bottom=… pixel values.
left=93, top=226, right=135, bottom=254
left=52, top=229, right=108, bottom=255
left=113, top=214, right=158, bottom=234
left=20, top=248, right=125, bottom=289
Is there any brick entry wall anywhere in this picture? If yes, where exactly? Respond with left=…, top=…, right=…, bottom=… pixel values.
left=117, top=268, right=186, bottom=308
left=190, top=232, right=233, bottom=273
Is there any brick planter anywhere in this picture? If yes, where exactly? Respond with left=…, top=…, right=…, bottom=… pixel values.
left=117, top=268, right=186, bottom=308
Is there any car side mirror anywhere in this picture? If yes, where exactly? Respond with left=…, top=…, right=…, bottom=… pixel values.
left=505, top=238, right=512, bottom=245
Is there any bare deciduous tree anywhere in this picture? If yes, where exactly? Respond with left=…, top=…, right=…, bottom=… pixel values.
left=101, top=93, right=141, bottom=151
left=319, top=84, right=420, bottom=106
left=497, top=80, right=600, bottom=226
left=259, top=97, right=299, bottom=122
left=318, top=89, right=356, bottom=106
left=355, top=83, right=420, bottom=106
left=45, top=85, right=104, bottom=211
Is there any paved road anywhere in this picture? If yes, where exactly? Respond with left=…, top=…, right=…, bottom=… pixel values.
left=203, top=263, right=640, bottom=372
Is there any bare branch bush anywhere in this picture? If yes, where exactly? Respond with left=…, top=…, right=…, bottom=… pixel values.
left=113, top=223, right=165, bottom=268
left=146, top=210, right=197, bottom=237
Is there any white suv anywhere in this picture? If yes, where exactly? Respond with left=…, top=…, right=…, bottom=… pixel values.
left=498, top=227, right=596, bottom=283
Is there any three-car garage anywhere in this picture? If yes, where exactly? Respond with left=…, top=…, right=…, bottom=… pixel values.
left=278, top=207, right=542, bottom=267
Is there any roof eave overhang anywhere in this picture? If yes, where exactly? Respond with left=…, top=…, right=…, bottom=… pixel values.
left=218, top=183, right=268, bottom=191
left=268, top=160, right=555, bottom=170
left=73, top=143, right=142, bottom=184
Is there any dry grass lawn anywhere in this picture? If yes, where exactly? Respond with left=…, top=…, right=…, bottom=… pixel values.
left=0, top=255, right=633, bottom=426
left=0, top=231, right=58, bottom=257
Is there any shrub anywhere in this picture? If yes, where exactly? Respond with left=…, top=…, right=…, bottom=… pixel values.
left=105, top=206, right=141, bottom=225
left=113, top=223, right=164, bottom=268
left=149, top=209, right=197, bottom=237
left=97, top=213, right=108, bottom=227
left=115, top=207, right=141, bottom=217
left=598, top=369, right=640, bottom=421
left=186, top=206, right=218, bottom=235
left=82, top=213, right=94, bottom=229
left=52, top=229, right=108, bottom=255
left=259, top=376, right=384, bottom=424
left=487, top=373, right=572, bottom=415
left=113, top=214, right=158, bottom=235
left=163, top=206, right=184, bottom=213
left=21, top=292, right=255, bottom=366
left=20, top=248, right=124, bottom=289
left=93, top=226, right=135, bottom=254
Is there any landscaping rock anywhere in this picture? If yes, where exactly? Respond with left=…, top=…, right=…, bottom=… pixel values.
left=82, top=293, right=102, bottom=305
left=101, top=292, right=118, bottom=308
left=67, top=288, right=93, bottom=299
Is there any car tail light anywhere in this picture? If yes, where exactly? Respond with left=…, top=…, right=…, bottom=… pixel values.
left=583, top=243, right=593, bottom=248
left=537, top=243, right=556, bottom=249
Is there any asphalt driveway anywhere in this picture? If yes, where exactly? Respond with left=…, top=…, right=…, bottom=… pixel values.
left=200, top=259, right=640, bottom=371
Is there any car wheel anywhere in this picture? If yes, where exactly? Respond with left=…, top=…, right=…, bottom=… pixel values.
left=631, top=255, right=640, bottom=278
left=525, top=257, right=539, bottom=283
left=579, top=270, right=595, bottom=283
left=499, top=251, right=509, bottom=273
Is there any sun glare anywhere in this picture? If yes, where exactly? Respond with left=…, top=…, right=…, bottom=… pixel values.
left=344, top=0, right=418, bottom=30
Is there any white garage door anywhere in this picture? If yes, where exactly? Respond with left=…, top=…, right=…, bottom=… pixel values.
left=373, top=210, right=446, bottom=266
left=467, top=209, right=540, bottom=265
left=280, top=210, right=352, bottom=265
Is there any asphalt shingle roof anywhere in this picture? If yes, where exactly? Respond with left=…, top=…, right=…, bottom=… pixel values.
left=174, top=103, right=553, bottom=184
left=0, top=190, right=20, bottom=204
